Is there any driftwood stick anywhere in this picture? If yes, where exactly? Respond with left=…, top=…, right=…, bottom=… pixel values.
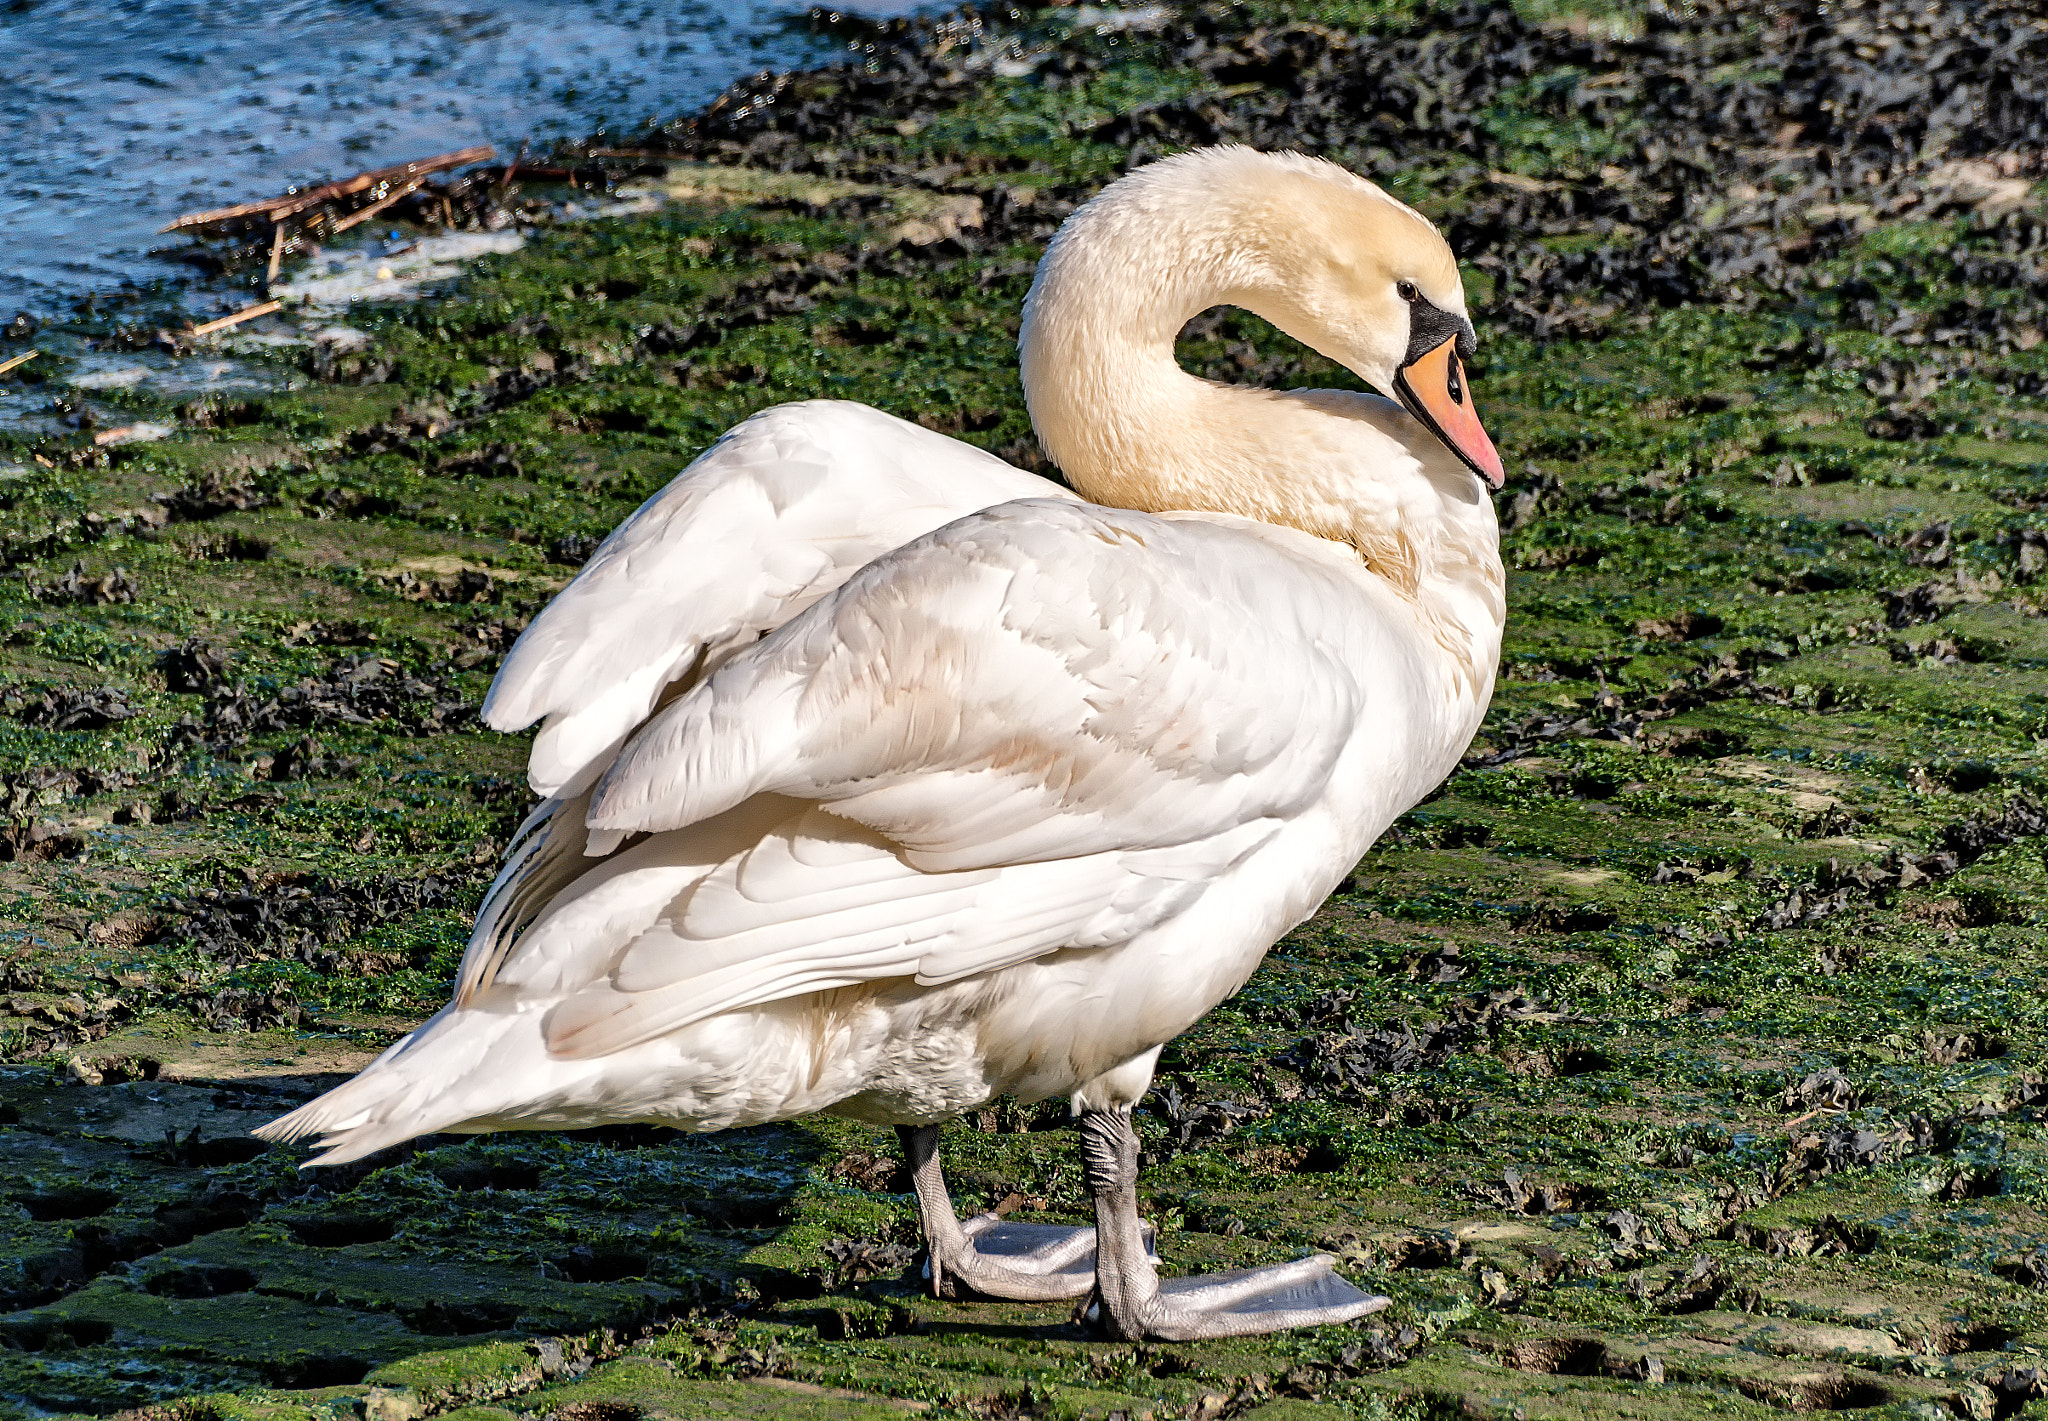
left=488, top=165, right=581, bottom=183
left=0, top=350, right=38, bottom=376
left=329, top=177, right=427, bottom=234
left=188, top=300, right=282, bottom=338
left=162, top=144, right=495, bottom=232
left=495, top=142, right=528, bottom=210
left=266, top=220, right=289, bottom=286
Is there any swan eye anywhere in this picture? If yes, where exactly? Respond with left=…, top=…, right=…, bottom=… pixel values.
left=1396, top=280, right=1420, bottom=303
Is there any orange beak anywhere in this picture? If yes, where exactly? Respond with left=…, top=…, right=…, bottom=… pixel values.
left=1393, top=337, right=1505, bottom=490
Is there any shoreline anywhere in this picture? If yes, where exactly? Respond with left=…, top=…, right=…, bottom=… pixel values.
left=0, top=0, right=867, bottom=322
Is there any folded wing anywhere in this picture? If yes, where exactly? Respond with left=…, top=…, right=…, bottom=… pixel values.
left=530, top=501, right=1380, bottom=1060
left=482, top=399, right=1071, bottom=798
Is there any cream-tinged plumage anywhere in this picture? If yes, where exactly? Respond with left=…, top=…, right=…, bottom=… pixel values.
left=258, top=144, right=1506, bottom=1238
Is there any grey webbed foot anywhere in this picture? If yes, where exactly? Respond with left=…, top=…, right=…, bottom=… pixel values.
left=1076, top=1107, right=1389, bottom=1340
left=930, top=1216, right=1096, bottom=1298
left=1081, top=1251, right=1388, bottom=1340
left=900, top=1124, right=1154, bottom=1302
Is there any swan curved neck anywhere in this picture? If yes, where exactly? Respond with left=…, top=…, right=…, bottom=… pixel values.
left=1019, top=199, right=1291, bottom=523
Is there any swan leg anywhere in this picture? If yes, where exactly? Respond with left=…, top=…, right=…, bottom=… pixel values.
left=898, top=1123, right=1116, bottom=1302
left=1076, top=1107, right=1390, bottom=1341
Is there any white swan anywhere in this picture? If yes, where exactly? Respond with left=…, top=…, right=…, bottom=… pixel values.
left=259, top=145, right=1506, bottom=1342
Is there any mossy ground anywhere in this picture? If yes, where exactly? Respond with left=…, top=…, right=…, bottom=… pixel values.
left=0, top=0, right=2047, bottom=1417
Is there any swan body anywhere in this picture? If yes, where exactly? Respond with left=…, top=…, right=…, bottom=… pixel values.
left=261, top=146, right=1507, bottom=1340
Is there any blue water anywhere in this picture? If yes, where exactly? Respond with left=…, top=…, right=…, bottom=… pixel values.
left=0, top=0, right=910, bottom=318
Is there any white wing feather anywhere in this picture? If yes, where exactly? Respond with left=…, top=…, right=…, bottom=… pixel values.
left=588, top=500, right=1369, bottom=866
left=540, top=809, right=1280, bottom=1060
left=482, top=400, right=1072, bottom=797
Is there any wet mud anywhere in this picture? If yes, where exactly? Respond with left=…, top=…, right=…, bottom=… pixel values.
left=2, top=0, right=2048, bottom=1416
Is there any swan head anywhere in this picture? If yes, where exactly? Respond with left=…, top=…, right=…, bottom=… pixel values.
left=1019, top=146, right=1508, bottom=500
left=1207, top=150, right=1507, bottom=490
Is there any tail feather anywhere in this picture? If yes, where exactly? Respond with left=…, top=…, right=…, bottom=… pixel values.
left=255, top=1065, right=442, bottom=1166
left=253, top=1006, right=515, bottom=1166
